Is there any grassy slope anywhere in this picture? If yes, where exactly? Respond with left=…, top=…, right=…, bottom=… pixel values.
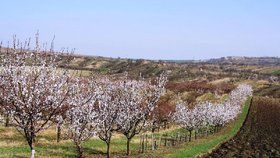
left=165, top=97, right=252, bottom=158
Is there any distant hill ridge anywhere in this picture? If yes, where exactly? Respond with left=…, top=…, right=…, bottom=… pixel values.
left=1, top=46, right=279, bottom=69
left=206, top=56, right=280, bottom=66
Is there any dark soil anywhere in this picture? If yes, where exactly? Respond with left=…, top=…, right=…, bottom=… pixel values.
left=207, top=97, right=280, bottom=158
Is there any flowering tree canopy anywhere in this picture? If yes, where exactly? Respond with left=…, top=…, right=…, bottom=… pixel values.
left=0, top=36, right=73, bottom=158
left=173, top=84, right=253, bottom=140
left=64, top=78, right=100, bottom=158
left=115, top=73, right=167, bottom=155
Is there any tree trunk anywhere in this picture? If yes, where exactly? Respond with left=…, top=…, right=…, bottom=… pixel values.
left=145, top=135, right=148, bottom=150
left=126, top=138, right=131, bottom=156
left=31, top=149, right=35, bottom=158
left=75, top=142, right=83, bottom=158
left=77, top=151, right=83, bottom=158
left=26, top=135, right=35, bottom=158
left=152, top=121, right=156, bottom=133
left=189, top=130, right=192, bottom=142
left=5, top=116, right=9, bottom=127
left=141, top=135, right=145, bottom=153
left=151, top=134, right=155, bottom=150
left=56, top=123, right=61, bottom=143
left=216, top=126, right=220, bottom=132
left=106, top=142, right=110, bottom=158
left=28, top=140, right=35, bottom=158
left=194, top=130, right=197, bottom=140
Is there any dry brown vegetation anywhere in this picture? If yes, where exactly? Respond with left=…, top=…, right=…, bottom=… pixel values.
left=166, top=81, right=235, bottom=94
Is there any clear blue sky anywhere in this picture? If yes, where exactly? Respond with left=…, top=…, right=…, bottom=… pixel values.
left=0, top=0, right=279, bottom=60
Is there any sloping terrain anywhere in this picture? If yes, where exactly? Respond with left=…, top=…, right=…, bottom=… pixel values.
left=207, top=97, right=280, bottom=158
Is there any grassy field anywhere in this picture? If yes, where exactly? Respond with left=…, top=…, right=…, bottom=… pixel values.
left=0, top=126, right=141, bottom=158
left=0, top=97, right=251, bottom=158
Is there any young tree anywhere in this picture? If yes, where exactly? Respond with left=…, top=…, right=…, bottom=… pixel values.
left=149, top=97, right=175, bottom=132
left=0, top=35, right=72, bottom=158
left=116, top=74, right=167, bottom=155
left=94, top=79, right=122, bottom=158
left=173, top=103, right=198, bottom=141
left=64, top=78, right=100, bottom=158
left=193, top=102, right=213, bottom=137
left=227, top=84, right=253, bottom=108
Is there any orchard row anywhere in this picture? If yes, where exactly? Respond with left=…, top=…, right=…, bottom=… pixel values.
left=0, top=38, right=252, bottom=158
